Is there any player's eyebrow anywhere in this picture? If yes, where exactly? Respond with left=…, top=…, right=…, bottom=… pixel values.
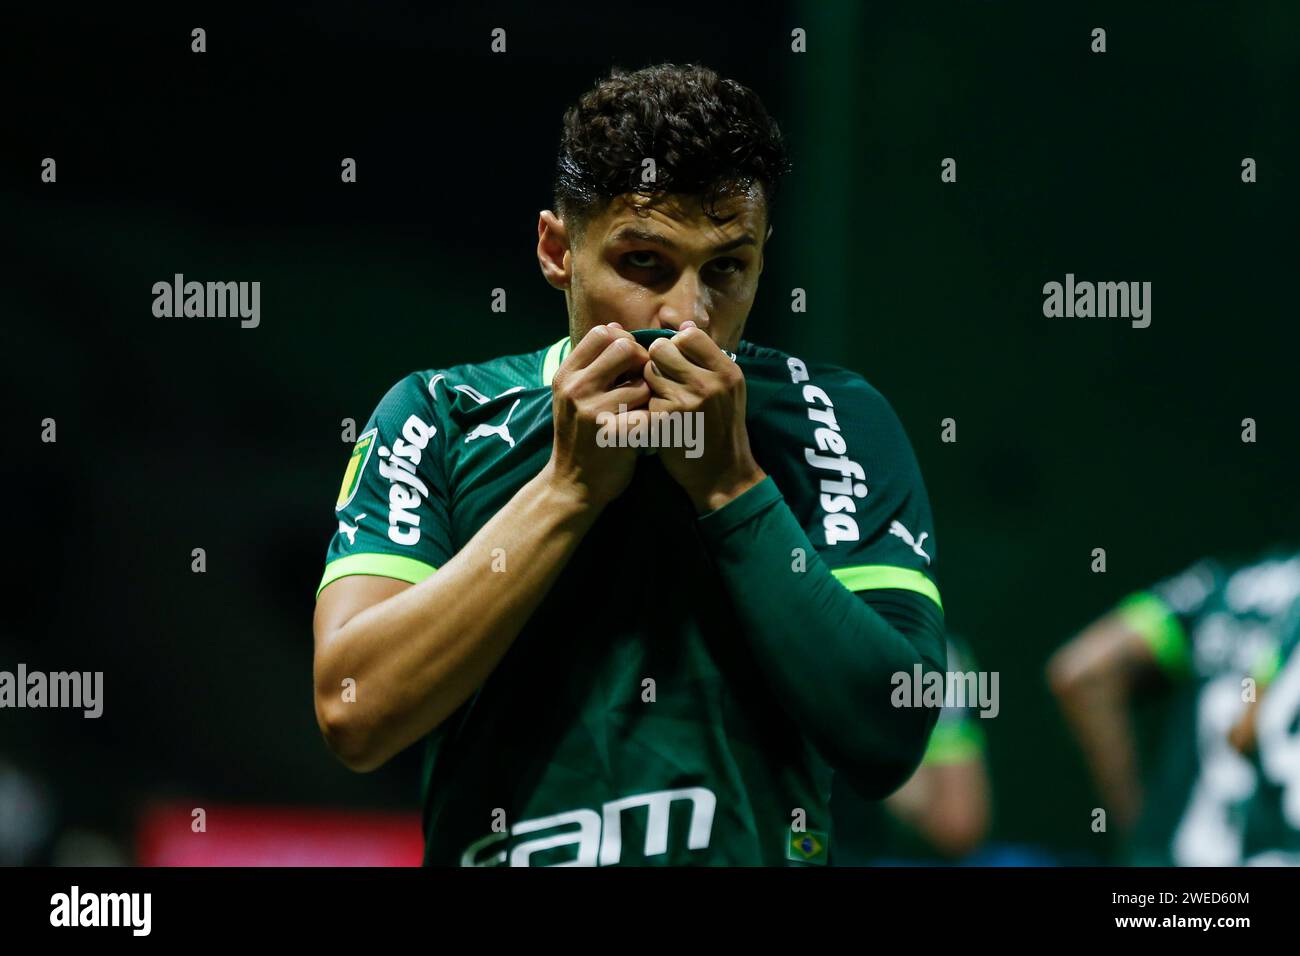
left=609, top=226, right=756, bottom=254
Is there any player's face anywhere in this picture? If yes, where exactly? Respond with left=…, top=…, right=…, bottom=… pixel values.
left=556, top=188, right=769, bottom=353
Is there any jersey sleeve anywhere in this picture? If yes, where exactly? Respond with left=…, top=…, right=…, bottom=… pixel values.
left=317, top=371, right=454, bottom=597
left=1252, top=595, right=1300, bottom=688
left=758, top=359, right=941, bottom=614
left=691, top=355, right=947, bottom=792
left=1113, top=558, right=1221, bottom=678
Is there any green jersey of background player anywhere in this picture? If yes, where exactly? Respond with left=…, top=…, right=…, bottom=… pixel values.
left=1050, top=548, right=1300, bottom=865
left=312, top=63, right=946, bottom=866
left=1233, top=595, right=1300, bottom=866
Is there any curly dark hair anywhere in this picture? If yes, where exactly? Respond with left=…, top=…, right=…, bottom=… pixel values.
left=553, top=62, right=791, bottom=243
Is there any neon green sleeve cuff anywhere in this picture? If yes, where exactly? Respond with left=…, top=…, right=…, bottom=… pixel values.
left=831, top=565, right=943, bottom=612
left=921, top=719, right=985, bottom=766
left=1116, top=591, right=1190, bottom=676
left=317, top=552, right=438, bottom=598
left=1249, top=646, right=1283, bottom=687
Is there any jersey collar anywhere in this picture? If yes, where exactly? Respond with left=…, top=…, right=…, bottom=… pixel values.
left=541, top=336, right=572, bottom=387
left=541, top=334, right=746, bottom=387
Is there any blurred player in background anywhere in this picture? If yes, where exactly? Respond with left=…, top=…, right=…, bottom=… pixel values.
left=1048, top=548, right=1300, bottom=865
left=1228, top=597, right=1300, bottom=866
left=833, top=634, right=991, bottom=863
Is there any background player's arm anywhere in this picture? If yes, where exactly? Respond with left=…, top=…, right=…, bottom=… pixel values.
left=313, top=326, right=650, bottom=772
left=1046, top=613, right=1159, bottom=830
left=884, top=664, right=992, bottom=859
left=1228, top=699, right=1259, bottom=755
left=1229, top=646, right=1285, bottom=756
left=885, top=759, right=991, bottom=859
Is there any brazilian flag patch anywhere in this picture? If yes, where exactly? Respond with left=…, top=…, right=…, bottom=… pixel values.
left=786, top=830, right=829, bottom=865
left=335, top=429, right=376, bottom=511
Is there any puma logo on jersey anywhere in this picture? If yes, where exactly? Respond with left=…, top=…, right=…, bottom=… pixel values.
left=379, top=415, right=437, bottom=546
left=338, top=514, right=366, bottom=546
left=787, top=357, right=867, bottom=546
left=465, top=398, right=521, bottom=449
left=889, top=520, right=931, bottom=565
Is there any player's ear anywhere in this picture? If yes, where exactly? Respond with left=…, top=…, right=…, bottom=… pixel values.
left=537, top=210, right=573, bottom=291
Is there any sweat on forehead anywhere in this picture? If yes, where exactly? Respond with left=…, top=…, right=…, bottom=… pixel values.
left=585, top=188, right=768, bottom=244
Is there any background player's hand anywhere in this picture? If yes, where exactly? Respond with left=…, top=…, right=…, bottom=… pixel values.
left=544, top=322, right=651, bottom=508
left=643, top=321, right=766, bottom=513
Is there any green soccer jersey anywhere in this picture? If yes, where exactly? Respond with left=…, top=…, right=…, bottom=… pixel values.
left=1240, top=601, right=1300, bottom=866
left=319, top=335, right=943, bottom=866
left=1117, top=550, right=1300, bottom=866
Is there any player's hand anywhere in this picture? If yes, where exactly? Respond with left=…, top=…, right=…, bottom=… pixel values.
left=643, top=321, right=766, bottom=513
left=544, top=322, right=651, bottom=508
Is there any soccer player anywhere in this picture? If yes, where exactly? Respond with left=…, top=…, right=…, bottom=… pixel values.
left=1048, top=548, right=1300, bottom=866
left=312, top=63, right=945, bottom=866
left=832, top=634, right=991, bottom=864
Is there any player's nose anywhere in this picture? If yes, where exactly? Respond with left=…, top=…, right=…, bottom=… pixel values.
left=658, top=272, right=710, bottom=333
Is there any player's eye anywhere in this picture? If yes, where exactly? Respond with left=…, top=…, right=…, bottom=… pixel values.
left=624, top=251, right=661, bottom=270
left=710, top=257, right=745, bottom=276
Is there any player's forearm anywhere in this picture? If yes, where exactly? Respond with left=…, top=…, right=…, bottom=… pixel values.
left=1052, top=673, right=1142, bottom=828
left=316, top=466, right=601, bottom=770
left=696, top=478, right=946, bottom=797
left=895, top=762, right=992, bottom=858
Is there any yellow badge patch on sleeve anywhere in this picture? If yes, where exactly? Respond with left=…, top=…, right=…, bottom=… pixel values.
left=335, top=429, right=376, bottom=511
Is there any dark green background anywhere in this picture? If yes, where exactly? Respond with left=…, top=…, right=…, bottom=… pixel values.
left=3, top=1, right=1297, bottom=861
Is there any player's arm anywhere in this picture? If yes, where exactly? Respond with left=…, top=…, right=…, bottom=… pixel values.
left=1229, top=644, right=1286, bottom=755
left=1045, top=611, right=1162, bottom=831
left=315, top=478, right=599, bottom=773
left=645, top=327, right=945, bottom=796
left=1228, top=699, right=1259, bottom=755
left=696, top=496, right=944, bottom=797
left=885, top=674, right=991, bottom=858
left=313, top=325, right=650, bottom=772
left=885, top=760, right=991, bottom=859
